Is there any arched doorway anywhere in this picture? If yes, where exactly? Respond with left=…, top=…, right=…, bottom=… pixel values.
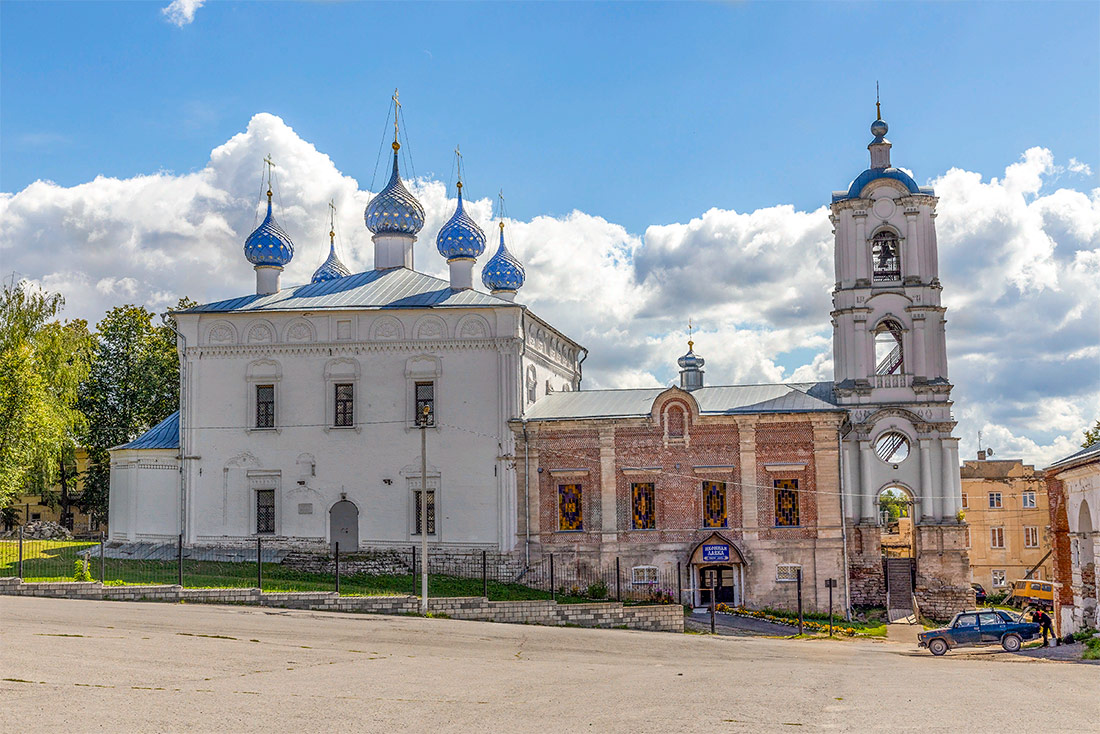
left=689, top=533, right=746, bottom=607
left=330, top=500, right=359, bottom=554
left=878, top=486, right=916, bottom=621
left=1077, top=500, right=1096, bottom=622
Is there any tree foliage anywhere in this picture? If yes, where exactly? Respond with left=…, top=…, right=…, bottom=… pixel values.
left=1084, top=420, right=1100, bottom=448
left=79, top=301, right=190, bottom=523
left=0, top=283, right=91, bottom=509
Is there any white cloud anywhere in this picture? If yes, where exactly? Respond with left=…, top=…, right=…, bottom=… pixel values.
left=162, top=0, right=204, bottom=27
left=1, top=113, right=1096, bottom=467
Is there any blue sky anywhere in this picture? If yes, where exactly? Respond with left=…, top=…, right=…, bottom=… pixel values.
left=4, top=1, right=1098, bottom=230
left=2, top=1, right=1098, bottom=466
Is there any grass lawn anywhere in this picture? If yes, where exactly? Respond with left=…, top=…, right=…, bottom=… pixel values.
left=0, top=540, right=595, bottom=604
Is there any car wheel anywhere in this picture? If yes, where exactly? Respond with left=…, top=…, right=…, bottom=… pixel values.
left=929, top=638, right=948, bottom=656
left=1001, top=634, right=1021, bottom=652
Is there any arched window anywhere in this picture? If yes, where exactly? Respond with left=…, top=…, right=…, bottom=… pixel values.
left=667, top=406, right=685, bottom=437
left=871, top=231, right=901, bottom=282
left=874, top=320, right=904, bottom=375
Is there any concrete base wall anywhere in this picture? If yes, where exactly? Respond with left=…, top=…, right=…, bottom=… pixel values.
left=0, top=578, right=681, bottom=632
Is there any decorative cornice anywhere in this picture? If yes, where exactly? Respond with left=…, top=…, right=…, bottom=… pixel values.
left=190, top=337, right=516, bottom=358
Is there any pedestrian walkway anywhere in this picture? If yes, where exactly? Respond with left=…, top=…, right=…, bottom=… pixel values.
left=686, top=610, right=798, bottom=636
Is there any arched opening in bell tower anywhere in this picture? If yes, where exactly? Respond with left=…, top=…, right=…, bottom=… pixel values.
left=871, top=230, right=901, bottom=282
left=874, top=320, right=905, bottom=375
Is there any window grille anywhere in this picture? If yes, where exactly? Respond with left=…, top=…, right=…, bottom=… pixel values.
left=414, top=381, right=435, bottom=426
left=631, top=483, right=656, bottom=530
left=413, top=489, right=435, bottom=535
left=776, top=564, right=801, bottom=582
left=1024, top=526, right=1039, bottom=548
left=255, top=489, right=275, bottom=534
left=990, top=527, right=1005, bottom=549
left=871, top=231, right=901, bottom=282
left=1022, top=492, right=1036, bottom=508
left=774, top=479, right=800, bottom=527
left=255, top=384, right=275, bottom=428
left=631, top=566, right=658, bottom=586
left=988, top=492, right=1002, bottom=509
left=703, top=481, right=727, bottom=528
left=334, top=383, right=354, bottom=427
left=991, top=570, right=1006, bottom=588
left=558, top=484, right=583, bottom=531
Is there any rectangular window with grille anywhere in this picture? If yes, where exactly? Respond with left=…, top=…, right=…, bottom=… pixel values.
left=255, top=384, right=275, bottom=428
left=988, top=492, right=1002, bottom=509
left=990, top=526, right=1005, bottom=548
left=334, top=383, right=354, bottom=427
left=776, top=564, right=801, bottom=582
left=1024, top=526, right=1039, bottom=548
left=631, top=482, right=656, bottom=530
left=558, top=484, right=583, bottom=531
left=255, top=489, right=275, bottom=534
left=703, top=481, right=727, bottom=528
left=414, top=381, right=435, bottom=426
left=413, top=489, right=435, bottom=535
left=631, top=566, right=658, bottom=586
left=774, top=479, right=800, bottom=527
left=1022, top=492, right=1036, bottom=508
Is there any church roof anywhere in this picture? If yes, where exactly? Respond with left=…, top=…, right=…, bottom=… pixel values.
left=832, top=168, right=935, bottom=202
left=114, top=411, right=179, bottom=450
left=182, top=267, right=515, bottom=314
left=522, top=382, right=840, bottom=421
left=1045, top=442, right=1100, bottom=473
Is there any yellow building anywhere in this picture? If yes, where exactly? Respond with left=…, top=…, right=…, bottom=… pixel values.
left=961, top=454, right=1051, bottom=594
left=4, top=449, right=103, bottom=535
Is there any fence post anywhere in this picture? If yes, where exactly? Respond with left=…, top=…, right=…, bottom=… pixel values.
left=177, top=534, right=183, bottom=587
left=18, top=526, right=24, bottom=579
left=550, top=553, right=555, bottom=601
left=257, top=536, right=263, bottom=591
left=411, top=544, right=416, bottom=597
left=482, top=549, right=488, bottom=599
left=335, top=542, right=340, bottom=595
left=709, top=579, right=716, bottom=634
left=615, top=557, right=621, bottom=601
left=796, top=568, right=804, bottom=635
left=99, top=531, right=105, bottom=583
left=677, top=562, right=682, bottom=606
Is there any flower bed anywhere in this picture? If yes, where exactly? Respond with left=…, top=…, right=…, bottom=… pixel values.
left=714, top=604, right=864, bottom=636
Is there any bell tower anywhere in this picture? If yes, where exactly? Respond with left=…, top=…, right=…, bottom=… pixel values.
left=829, top=103, right=971, bottom=617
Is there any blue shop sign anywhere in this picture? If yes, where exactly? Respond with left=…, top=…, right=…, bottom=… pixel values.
left=702, top=544, right=730, bottom=562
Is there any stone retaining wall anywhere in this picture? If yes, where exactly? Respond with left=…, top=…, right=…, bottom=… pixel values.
left=281, top=548, right=524, bottom=581
left=0, top=578, right=681, bottom=632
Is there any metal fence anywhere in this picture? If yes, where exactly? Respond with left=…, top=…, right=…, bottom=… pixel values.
left=0, top=531, right=681, bottom=605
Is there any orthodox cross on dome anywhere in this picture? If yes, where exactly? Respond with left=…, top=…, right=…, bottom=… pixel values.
left=876, top=81, right=881, bottom=121
left=328, top=198, right=337, bottom=243
left=263, top=154, right=276, bottom=199
left=392, top=88, right=401, bottom=149
left=454, top=144, right=464, bottom=189
left=688, top=317, right=695, bottom=351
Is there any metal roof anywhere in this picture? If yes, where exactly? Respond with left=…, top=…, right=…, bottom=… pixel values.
left=1045, top=442, right=1100, bottom=472
left=114, top=411, right=179, bottom=450
left=523, top=382, right=840, bottom=421
left=182, top=267, right=513, bottom=314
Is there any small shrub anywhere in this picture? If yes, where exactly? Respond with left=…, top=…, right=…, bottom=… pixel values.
left=1082, top=637, right=1100, bottom=661
left=72, top=558, right=92, bottom=582
left=585, top=581, right=608, bottom=600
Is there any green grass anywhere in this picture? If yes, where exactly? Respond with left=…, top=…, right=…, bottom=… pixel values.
left=1082, top=637, right=1100, bottom=661
left=0, top=540, right=593, bottom=603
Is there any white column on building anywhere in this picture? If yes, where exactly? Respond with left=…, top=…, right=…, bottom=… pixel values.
left=911, top=316, right=927, bottom=379
left=939, top=440, right=956, bottom=522
left=918, top=439, right=934, bottom=521
left=853, top=211, right=868, bottom=282
left=904, top=209, right=921, bottom=280
left=854, top=318, right=869, bottom=380
left=737, top=421, right=759, bottom=541
left=859, top=440, right=875, bottom=522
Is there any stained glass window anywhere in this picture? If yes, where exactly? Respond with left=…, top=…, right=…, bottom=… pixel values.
left=632, top=482, right=656, bottom=530
left=703, top=481, right=727, bottom=528
left=774, top=479, right=799, bottom=527
left=558, top=484, right=583, bottom=531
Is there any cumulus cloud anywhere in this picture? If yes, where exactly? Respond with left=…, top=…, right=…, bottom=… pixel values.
left=162, top=0, right=204, bottom=27
left=1, top=113, right=1096, bottom=467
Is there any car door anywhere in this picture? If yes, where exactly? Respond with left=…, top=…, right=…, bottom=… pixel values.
left=951, top=614, right=981, bottom=646
left=978, top=612, right=1005, bottom=643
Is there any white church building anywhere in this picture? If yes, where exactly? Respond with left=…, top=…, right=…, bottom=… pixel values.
left=109, top=134, right=583, bottom=555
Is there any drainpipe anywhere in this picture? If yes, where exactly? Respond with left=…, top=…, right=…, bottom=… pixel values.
left=838, top=423, right=852, bottom=621
left=523, top=419, right=531, bottom=569
left=163, top=314, right=187, bottom=545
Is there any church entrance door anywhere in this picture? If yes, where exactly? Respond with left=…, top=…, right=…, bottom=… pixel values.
left=330, top=500, right=359, bottom=554
left=699, top=565, right=736, bottom=605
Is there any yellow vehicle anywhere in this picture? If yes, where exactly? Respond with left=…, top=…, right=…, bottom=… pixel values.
left=1008, top=579, right=1054, bottom=609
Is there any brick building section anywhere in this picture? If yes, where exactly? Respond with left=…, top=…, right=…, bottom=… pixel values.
left=514, top=390, right=848, bottom=613
left=1045, top=477, right=1074, bottom=611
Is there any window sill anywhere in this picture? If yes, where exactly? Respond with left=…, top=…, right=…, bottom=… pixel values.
left=324, top=425, right=362, bottom=434
left=701, top=525, right=729, bottom=530
left=555, top=529, right=585, bottom=534
left=247, top=427, right=281, bottom=435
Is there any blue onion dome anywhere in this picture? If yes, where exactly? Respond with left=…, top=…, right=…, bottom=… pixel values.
left=436, top=182, right=486, bottom=261
left=244, top=192, right=295, bottom=267
left=482, top=221, right=525, bottom=293
left=678, top=341, right=705, bottom=369
left=364, top=142, right=425, bottom=236
left=311, top=231, right=351, bottom=283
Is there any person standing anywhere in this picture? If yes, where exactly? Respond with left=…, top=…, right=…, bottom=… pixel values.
left=1032, top=608, right=1058, bottom=646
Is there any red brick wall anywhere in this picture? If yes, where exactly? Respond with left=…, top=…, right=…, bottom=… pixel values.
left=1045, top=475, right=1074, bottom=608
left=755, top=423, right=819, bottom=540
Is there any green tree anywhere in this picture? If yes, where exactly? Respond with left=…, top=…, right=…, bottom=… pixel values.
left=0, top=283, right=91, bottom=511
left=1083, top=420, right=1100, bottom=448
left=78, top=299, right=191, bottom=523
